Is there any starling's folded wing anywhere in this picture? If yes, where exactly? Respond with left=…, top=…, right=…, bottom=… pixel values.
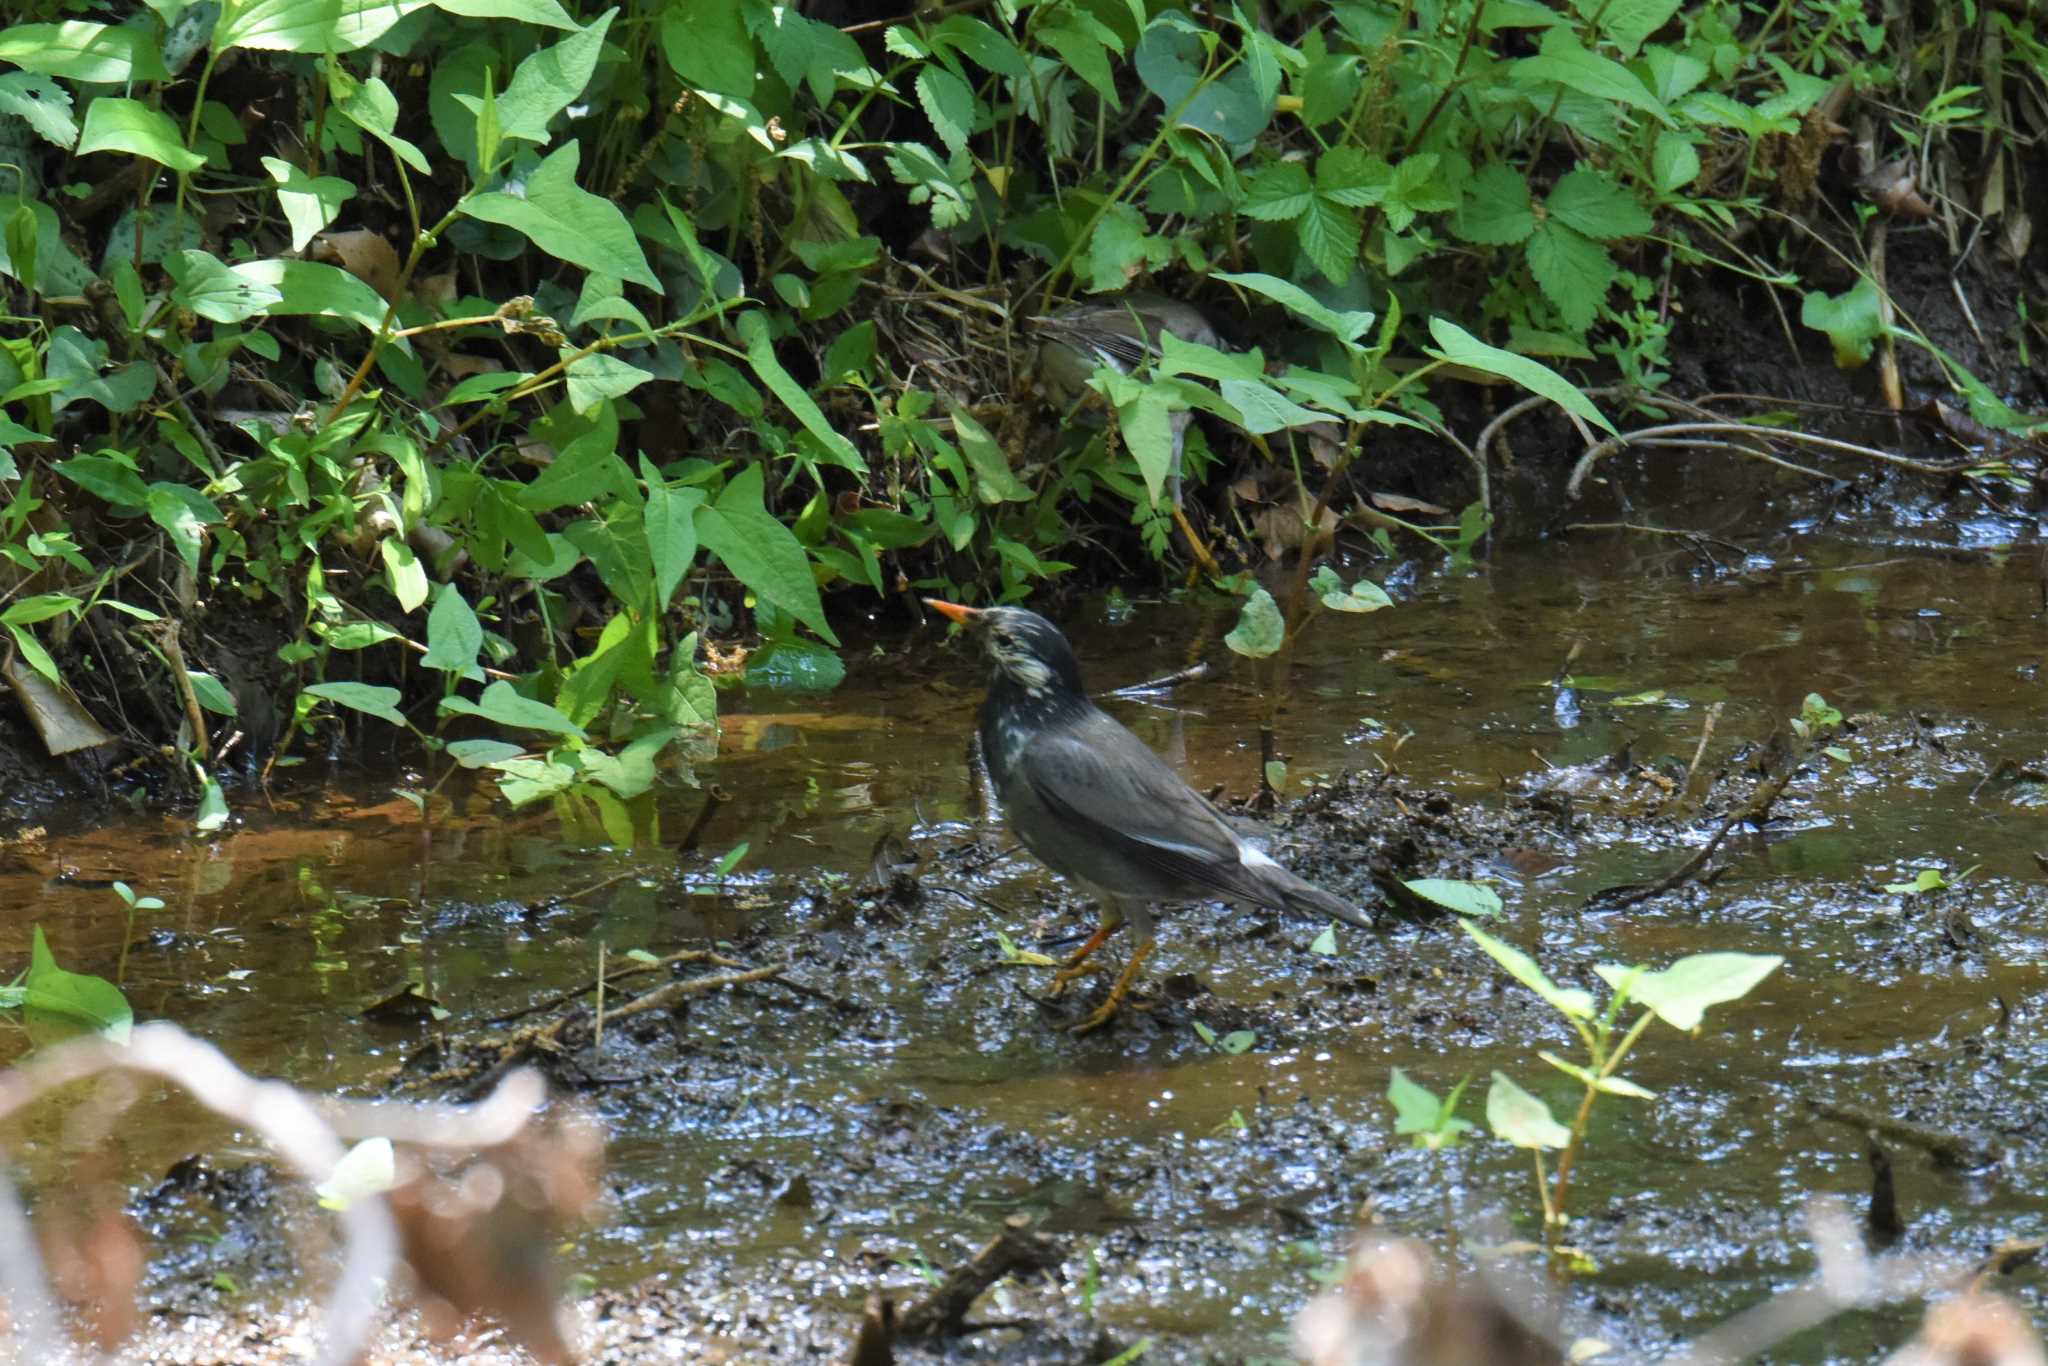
left=1013, top=714, right=1309, bottom=904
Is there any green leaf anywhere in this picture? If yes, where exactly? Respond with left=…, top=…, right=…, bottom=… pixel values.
left=380, top=536, right=429, bottom=613
left=1513, top=27, right=1670, bottom=124
left=23, top=925, right=132, bottom=1044
left=693, top=464, right=837, bottom=644
left=745, top=639, right=846, bottom=690
left=1593, top=952, right=1782, bottom=1031
left=1406, top=878, right=1502, bottom=918
left=1538, top=1050, right=1656, bottom=1099
left=446, top=738, right=527, bottom=768
left=1309, top=925, right=1337, bottom=956
left=1426, top=318, right=1616, bottom=435
left=1651, top=132, right=1701, bottom=195
left=214, top=0, right=425, bottom=53
left=423, top=584, right=483, bottom=676
left=45, top=328, right=154, bottom=415
left=1526, top=221, right=1616, bottom=332
left=1224, top=586, right=1284, bottom=658
left=564, top=350, right=653, bottom=413
left=77, top=97, right=204, bottom=174
left=1462, top=922, right=1594, bottom=1019
left=0, top=22, right=169, bottom=82
left=735, top=311, right=862, bottom=471
left=1388, top=1067, right=1473, bottom=1142
left=261, top=157, right=354, bottom=253
left=332, top=73, right=430, bottom=174
left=166, top=250, right=283, bottom=323
left=1801, top=278, right=1883, bottom=368
left=1545, top=169, right=1652, bottom=241
left=1294, top=196, right=1361, bottom=284
left=916, top=66, right=974, bottom=160
left=0, top=73, right=78, bottom=149
left=440, top=679, right=587, bottom=739
left=1214, top=271, right=1375, bottom=344
left=1486, top=1072, right=1570, bottom=1149
left=492, top=8, right=614, bottom=144
left=186, top=671, right=238, bottom=716
left=1454, top=163, right=1536, bottom=245
left=1310, top=566, right=1394, bottom=613
left=1595, top=0, right=1681, bottom=57
left=660, top=0, right=754, bottom=97
left=464, top=141, right=661, bottom=292
left=305, top=681, right=408, bottom=727
left=1241, top=160, right=1313, bottom=222
left=644, top=480, right=705, bottom=611
left=227, top=257, right=392, bottom=338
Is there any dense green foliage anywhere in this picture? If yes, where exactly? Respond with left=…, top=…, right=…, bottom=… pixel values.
left=0, top=0, right=2031, bottom=817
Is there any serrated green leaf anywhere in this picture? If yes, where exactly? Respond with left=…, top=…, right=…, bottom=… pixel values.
left=916, top=65, right=974, bottom=161
left=0, top=73, right=79, bottom=148
left=1545, top=169, right=1652, bottom=241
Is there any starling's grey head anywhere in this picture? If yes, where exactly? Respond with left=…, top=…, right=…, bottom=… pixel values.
left=926, top=601, right=1086, bottom=698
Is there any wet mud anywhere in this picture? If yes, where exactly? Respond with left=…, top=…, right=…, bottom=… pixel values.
left=0, top=465, right=2044, bottom=1362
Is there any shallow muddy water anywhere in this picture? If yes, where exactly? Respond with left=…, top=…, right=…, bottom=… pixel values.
left=2, top=495, right=2045, bottom=1361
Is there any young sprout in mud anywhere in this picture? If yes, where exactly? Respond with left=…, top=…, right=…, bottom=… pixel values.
left=1462, top=923, right=1781, bottom=1270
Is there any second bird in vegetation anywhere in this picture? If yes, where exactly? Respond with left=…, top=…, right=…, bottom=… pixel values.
left=928, top=599, right=1371, bottom=1033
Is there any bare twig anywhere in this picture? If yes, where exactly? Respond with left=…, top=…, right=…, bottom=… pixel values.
left=1567, top=422, right=1973, bottom=500
left=1106, top=660, right=1210, bottom=697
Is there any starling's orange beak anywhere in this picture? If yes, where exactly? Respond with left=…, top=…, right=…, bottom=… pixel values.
left=924, top=598, right=983, bottom=625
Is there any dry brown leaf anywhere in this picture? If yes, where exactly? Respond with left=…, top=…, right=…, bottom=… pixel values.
left=1369, top=491, right=1449, bottom=516
left=310, top=228, right=404, bottom=302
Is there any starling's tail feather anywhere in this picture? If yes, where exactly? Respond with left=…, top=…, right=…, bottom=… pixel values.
left=1280, top=876, right=1375, bottom=933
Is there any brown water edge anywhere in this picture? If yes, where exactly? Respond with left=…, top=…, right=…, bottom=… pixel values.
left=1, top=508, right=2044, bottom=1362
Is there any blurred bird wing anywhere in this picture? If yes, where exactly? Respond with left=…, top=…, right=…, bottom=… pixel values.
left=1018, top=719, right=1257, bottom=894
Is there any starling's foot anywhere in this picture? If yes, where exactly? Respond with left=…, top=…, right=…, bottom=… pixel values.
left=1067, top=938, right=1154, bottom=1035
left=1046, top=918, right=1120, bottom=999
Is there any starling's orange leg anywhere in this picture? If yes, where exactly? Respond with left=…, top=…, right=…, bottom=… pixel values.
left=1068, top=937, right=1155, bottom=1035
left=1048, top=912, right=1122, bottom=998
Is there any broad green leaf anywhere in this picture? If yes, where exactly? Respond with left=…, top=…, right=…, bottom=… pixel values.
left=644, top=480, right=705, bottom=611
left=1593, top=952, right=1782, bottom=1032
left=186, top=671, right=237, bottom=716
left=693, top=464, right=837, bottom=644
left=166, top=250, right=282, bottom=323
left=492, top=9, right=614, bottom=144
left=1595, top=0, right=1682, bottom=57
left=440, top=680, right=587, bottom=739
left=1526, top=221, right=1616, bottom=332
left=1294, top=196, right=1361, bottom=284
left=1405, top=878, right=1502, bottom=918
left=1513, top=28, right=1671, bottom=124
left=1801, top=278, right=1883, bottom=368
left=234, top=258, right=395, bottom=336
left=1241, top=160, right=1313, bottom=222
left=23, top=925, right=132, bottom=1044
left=1389, top=1067, right=1469, bottom=1137
left=380, top=536, right=429, bottom=613
left=660, top=0, right=754, bottom=98
left=423, top=584, right=483, bottom=676
left=433, top=0, right=574, bottom=26
left=735, top=311, right=862, bottom=471
left=1651, top=132, right=1701, bottom=195
left=1, top=594, right=83, bottom=628
left=1486, top=1072, right=1570, bottom=1149
left=745, top=639, right=846, bottom=690
left=333, top=74, right=430, bottom=174
left=305, top=681, right=408, bottom=727
left=262, top=156, right=354, bottom=253
left=77, top=98, right=203, bottom=173
left=564, top=350, right=653, bottom=413
left=1426, top=318, right=1617, bottom=435
left=1310, top=565, right=1394, bottom=613
left=446, top=738, right=527, bottom=768
left=1224, top=586, right=1284, bottom=658
left=45, top=327, right=154, bottom=415
left=215, top=0, right=425, bottom=53
left=193, top=767, right=229, bottom=833
left=1214, top=270, right=1375, bottom=343
left=0, top=23, right=169, bottom=82
left=1538, top=1050, right=1656, bottom=1099
left=1463, top=922, right=1594, bottom=1019
left=463, top=141, right=661, bottom=291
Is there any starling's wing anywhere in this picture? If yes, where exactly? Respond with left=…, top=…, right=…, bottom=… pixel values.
left=1012, top=711, right=1298, bottom=904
